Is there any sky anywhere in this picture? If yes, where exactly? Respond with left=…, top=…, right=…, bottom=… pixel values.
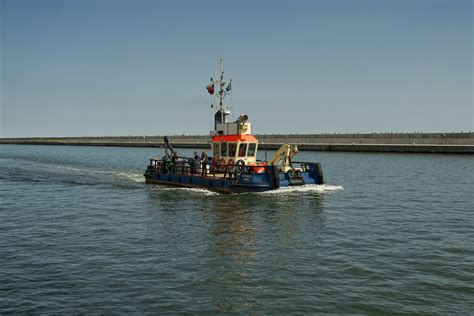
left=0, top=0, right=472, bottom=137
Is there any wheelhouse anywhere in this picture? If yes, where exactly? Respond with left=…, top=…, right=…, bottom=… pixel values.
left=211, top=134, right=259, bottom=165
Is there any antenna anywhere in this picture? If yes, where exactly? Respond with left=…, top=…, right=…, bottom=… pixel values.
left=218, top=58, right=225, bottom=124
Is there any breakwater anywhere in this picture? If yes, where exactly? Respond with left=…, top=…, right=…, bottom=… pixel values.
left=1, top=132, right=473, bottom=154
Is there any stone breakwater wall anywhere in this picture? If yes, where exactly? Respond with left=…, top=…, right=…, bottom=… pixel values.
left=1, top=133, right=473, bottom=154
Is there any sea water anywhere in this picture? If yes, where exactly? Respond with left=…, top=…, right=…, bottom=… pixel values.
left=0, top=144, right=473, bottom=313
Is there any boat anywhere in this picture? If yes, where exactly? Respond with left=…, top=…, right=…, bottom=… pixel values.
left=144, top=59, right=324, bottom=194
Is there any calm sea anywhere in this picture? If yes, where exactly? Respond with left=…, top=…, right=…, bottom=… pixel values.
left=0, top=144, right=473, bottom=314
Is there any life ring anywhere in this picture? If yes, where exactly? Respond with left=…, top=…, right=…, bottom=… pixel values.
left=217, top=158, right=226, bottom=172
left=234, top=159, right=246, bottom=176
left=236, top=159, right=245, bottom=166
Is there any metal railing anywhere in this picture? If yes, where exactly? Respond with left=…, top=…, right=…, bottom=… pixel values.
left=147, top=158, right=270, bottom=180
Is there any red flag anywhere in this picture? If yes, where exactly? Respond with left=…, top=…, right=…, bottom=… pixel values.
left=206, top=79, right=214, bottom=95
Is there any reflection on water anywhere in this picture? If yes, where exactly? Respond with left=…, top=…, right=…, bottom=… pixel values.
left=144, top=186, right=327, bottom=312
left=205, top=197, right=259, bottom=312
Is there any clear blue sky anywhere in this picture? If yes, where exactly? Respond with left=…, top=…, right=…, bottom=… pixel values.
left=1, top=0, right=472, bottom=137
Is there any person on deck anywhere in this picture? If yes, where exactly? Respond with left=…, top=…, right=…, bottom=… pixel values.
left=192, top=151, right=200, bottom=174
left=171, top=154, right=177, bottom=173
left=201, top=151, right=208, bottom=176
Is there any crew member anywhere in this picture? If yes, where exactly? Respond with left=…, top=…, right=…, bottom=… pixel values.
left=171, top=154, right=177, bottom=173
left=191, top=151, right=200, bottom=174
left=201, top=151, right=208, bottom=176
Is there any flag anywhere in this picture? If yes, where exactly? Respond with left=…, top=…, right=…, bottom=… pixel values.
left=206, top=84, right=214, bottom=95
left=206, top=78, right=214, bottom=95
left=226, top=79, right=232, bottom=92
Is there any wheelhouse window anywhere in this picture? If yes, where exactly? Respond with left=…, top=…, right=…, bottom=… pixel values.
left=247, top=143, right=256, bottom=157
left=213, top=143, right=220, bottom=157
left=220, top=142, right=227, bottom=157
left=238, top=143, right=247, bottom=157
left=228, top=143, right=237, bottom=157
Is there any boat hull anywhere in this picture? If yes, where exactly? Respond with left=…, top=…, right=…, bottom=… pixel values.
left=144, top=173, right=271, bottom=194
left=144, top=163, right=324, bottom=194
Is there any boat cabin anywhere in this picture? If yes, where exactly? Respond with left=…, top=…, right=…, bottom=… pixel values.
left=210, top=119, right=259, bottom=166
left=211, top=134, right=258, bottom=166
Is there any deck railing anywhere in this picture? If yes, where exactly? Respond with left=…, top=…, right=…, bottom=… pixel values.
left=147, top=158, right=271, bottom=180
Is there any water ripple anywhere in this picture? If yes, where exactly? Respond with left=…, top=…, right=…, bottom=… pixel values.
left=1, top=145, right=473, bottom=313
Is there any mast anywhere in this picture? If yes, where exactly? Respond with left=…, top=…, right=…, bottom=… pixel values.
left=218, top=58, right=225, bottom=124
left=208, top=58, right=231, bottom=132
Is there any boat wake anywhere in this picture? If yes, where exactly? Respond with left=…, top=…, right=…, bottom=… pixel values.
left=151, top=186, right=219, bottom=196
left=257, top=184, right=343, bottom=195
left=111, top=171, right=144, bottom=183
left=150, top=184, right=342, bottom=196
left=55, top=166, right=144, bottom=183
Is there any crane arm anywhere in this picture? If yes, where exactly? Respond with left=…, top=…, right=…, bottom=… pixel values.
left=269, top=144, right=299, bottom=172
left=164, top=136, right=179, bottom=158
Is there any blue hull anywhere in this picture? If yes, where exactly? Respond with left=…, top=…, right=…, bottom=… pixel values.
left=144, top=173, right=271, bottom=194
